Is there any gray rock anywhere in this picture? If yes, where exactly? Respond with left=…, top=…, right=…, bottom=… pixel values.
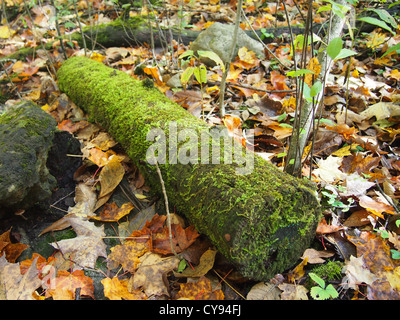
left=190, top=22, right=265, bottom=66
left=0, top=100, right=57, bottom=210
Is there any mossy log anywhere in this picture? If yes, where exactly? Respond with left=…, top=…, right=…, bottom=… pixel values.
left=57, top=56, right=321, bottom=280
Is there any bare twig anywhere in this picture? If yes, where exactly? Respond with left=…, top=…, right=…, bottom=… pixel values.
left=154, top=161, right=180, bottom=258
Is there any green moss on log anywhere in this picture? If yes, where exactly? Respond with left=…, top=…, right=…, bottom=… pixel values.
left=57, top=56, right=321, bottom=280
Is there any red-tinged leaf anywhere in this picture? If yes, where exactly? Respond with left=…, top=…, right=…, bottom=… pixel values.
left=58, top=119, right=89, bottom=133
left=316, top=217, right=343, bottom=234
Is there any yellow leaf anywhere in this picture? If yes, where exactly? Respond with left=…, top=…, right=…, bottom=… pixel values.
left=305, top=57, right=321, bottom=85
left=0, top=25, right=14, bottom=39
left=332, top=145, right=352, bottom=157
left=102, top=277, right=146, bottom=300
left=98, top=158, right=125, bottom=198
left=90, top=52, right=106, bottom=63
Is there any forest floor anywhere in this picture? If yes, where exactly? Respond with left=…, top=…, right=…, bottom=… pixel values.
left=1, top=0, right=400, bottom=301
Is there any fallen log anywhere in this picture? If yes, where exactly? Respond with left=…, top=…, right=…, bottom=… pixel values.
left=57, top=56, right=321, bottom=280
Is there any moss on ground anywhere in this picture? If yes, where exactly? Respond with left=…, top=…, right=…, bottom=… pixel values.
left=57, top=56, right=321, bottom=281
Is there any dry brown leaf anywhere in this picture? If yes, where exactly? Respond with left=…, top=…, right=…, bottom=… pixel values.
left=0, top=255, right=41, bottom=300
left=301, top=248, right=335, bottom=264
left=246, top=282, right=281, bottom=300
left=130, top=253, right=180, bottom=297
left=50, top=218, right=107, bottom=270
left=278, top=283, right=309, bottom=300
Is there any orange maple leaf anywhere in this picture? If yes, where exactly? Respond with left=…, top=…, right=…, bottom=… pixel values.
left=45, top=270, right=95, bottom=300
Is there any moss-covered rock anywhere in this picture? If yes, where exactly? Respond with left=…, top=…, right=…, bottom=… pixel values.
left=57, top=56, right=321, bottom=281
left=0, top=101, right=57, bottom=210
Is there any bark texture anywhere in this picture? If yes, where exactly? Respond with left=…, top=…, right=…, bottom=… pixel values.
left=57, top=56, right=321, bottom=280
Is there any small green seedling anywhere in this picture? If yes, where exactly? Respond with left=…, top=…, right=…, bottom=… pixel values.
left=309, top=272, right=339, bottom=300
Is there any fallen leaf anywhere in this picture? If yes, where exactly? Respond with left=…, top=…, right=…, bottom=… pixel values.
left=359, top=195, right=396, bottom=219
left=90, top=132, right=118, bottom=151
left=90, top=202, right=134, bottom=222
left=175, top=276, right=224, bottom=300
left=102, top=277, right=146, bottom=300
left=152, top=223, right=200, bottom=255
left=0, top=255, right=41, bottom=300
left=278, top=283, right=309, bottom=300
left=20, top=253, right=55, bottom=277
left=342, top=255, right=378, bottom=290
left=360, top=102, right=400, bottom=121
left=316, top=218, right=343, bottom=235
left=58, top=119, right=89, bottom=133
left=130, top=253, right=180, bottom=297
left=107, top=240, right=149, bottom=273
left=0, top=229, right=29, bottom=263
left=287, top=257, right=308, bottom=283
left=301, top=248, right=335, bottom=264
left=50, top=217, right=107, bottom=270
left=98, top=158, right=125, bottom=198
left=312, top=156, right=347, bottom=183
left=246, top=282, right=281, bottom=300
left=46, top=270, right=94, bottom=300
left=343, top=209, right=371, bottom=227
left=175, top=249, right=217, bottom=278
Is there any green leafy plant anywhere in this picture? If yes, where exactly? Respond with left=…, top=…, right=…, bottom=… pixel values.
left=178, top=49, right=225, bottom=88
left=178, top=50, right=225, bottom=117
left=321, top=188, right=354, bottom=212
left=309, top=272, right=339, bottom=300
